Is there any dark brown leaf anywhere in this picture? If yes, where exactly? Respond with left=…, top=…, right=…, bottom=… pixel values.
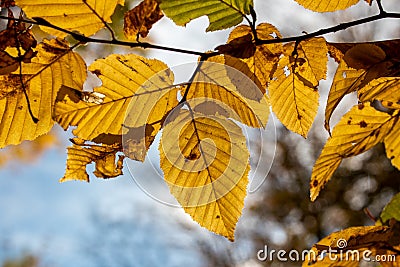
left=123, top=0, right=164, bottom=39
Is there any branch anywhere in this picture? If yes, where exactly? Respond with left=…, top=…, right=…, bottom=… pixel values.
left=257, top=12, right=400, bottom=45
left=0, top=11, right=400, bottom=57
left=0, top=15, right=210, bottom=57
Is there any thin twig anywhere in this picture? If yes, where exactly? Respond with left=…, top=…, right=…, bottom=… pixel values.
left=376, top=0, right=386, bottom=14
left=1, top=11, right=399, bottom=57
left=11, top=12, right=39, bottom=123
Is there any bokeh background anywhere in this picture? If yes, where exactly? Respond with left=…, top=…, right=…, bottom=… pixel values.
left=0, top=0, right=399, bottom=266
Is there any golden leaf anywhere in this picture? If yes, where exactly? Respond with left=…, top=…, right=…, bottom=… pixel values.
left=54, top=54, right=178, bottom=161
left=269, top=38, right=327, bottom=137
left=384, top=118, right=400, bottom=171
left=294, top=0, right=360, bottom=12
left=0, top=38, right=86, bottom=148
left=60, top=143, right=124, bottom=182
left=303, top=223, right=400, bottom=267
left=358, top=77, right=400, bottom=109
left=217, top=23, right=283, bottom=91
left=159, top=109, right=249, bottom=241
left=124, top=0, right=163, bottom=39
left=324, top=61, right=364, bottom=131
left=183, top=57, right=270, bottom=128
left=325, top=43, right=400, bottom=131
left=311, top=103, right=396, bottom=201
left=16, top=0, right=124, bottom=37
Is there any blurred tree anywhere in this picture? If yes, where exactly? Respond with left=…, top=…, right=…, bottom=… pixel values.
left=2, top=254, right=41, bottom=267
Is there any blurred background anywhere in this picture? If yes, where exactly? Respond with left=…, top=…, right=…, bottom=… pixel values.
left=0, top=0, right=399, bottom=266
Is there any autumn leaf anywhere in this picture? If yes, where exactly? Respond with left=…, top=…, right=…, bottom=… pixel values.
left=217, top=23, right=283, bottom=91
left=16, top=0, right=124, bottom=37
left=159, top=0, right=253, bottom=32
left=0, top=14, right=37, bottom=74
left=0, top=38, right=86, bottom=148
left=294, top=0, right=361, bottom=12
left=358, top=77, right=400, bottom=109
left=380, top=193, right=400, bottom=224
left=183, top=56, right=270, bottom=128
left=60, top=141, right=124, bottom=182
left=124, top=0, right=163, bottom=39
left=311, top=103, right=397, bottom=201
left=54, top=54, right=178, bottom=162
left=384, top=118, right=400, bottom=171
left=325, top=42, right=400, bottom=131
left=159, top=109, right=249, bottom=241
left=269, top=38, right=327, bottom=137
left=302, top=223, right=400, bottom=266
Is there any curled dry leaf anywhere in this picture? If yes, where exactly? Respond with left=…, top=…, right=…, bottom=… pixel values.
left=124, top=0, right=163, bottom=39
left=61, top=142, right=124, bottom=182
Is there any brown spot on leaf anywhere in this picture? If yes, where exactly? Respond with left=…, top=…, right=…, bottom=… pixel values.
left=216, top=215, right=220, bottom=219
left=91, top=69, right=102, bottom=76
left=358, top=103, right=365, bottom=110
left=313, top=180, right=318, bottom=187
left=359, top=120, right=368, bottom=128
left=387, top=101, right=393, bottom=107
left=390, top=156, right=395, bottom=160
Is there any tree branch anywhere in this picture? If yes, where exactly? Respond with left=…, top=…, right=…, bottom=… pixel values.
left=0, top=11, right=399, bottom=57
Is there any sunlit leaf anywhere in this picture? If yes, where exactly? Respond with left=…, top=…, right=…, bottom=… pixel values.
left=302, top=223, right=400, bottom=266
left=217, top=23, right=283, bottom=91
left=124, top=0, right=163, bottom=39
left=0, top=38, right=86, bottom=148
left=311, top=103, right=396, bottom=201
left=358, top=77, right=400, bottom=109
left=159, top=0, right=253, bottom=31
left=325, top=42, right=400, bottom=131
left=183, top=57, right=270, bottom=128
left=16, top=0, right=125, bottom=37
left=384, top=118, right=400, bottom=171
left=294, top=0, right=360, bottom=12
left=54, top=54, right=178, bottom=161
left=269, top=38, right=327, bottom=137
left=60, top=142, right=124, bottom=182
left=159, top=109, right=249, bottom=241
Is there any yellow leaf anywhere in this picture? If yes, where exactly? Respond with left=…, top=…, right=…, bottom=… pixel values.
left=324, top=61, right=364, bottom=131
left=311, top=103, right=396, bottom=201
left=217, top=23, right=283, bottom=91
left=384, top=118, right=400, bottom=170
left=359, top=77, right=400, bottom=109
left=269, top=38, right=327, bottom=137
left=16, top=0, right=124, bottom=37
left=325, top=43, right=399, bottom=131
left=183, top=57, right=270, bottom=128
left=0, top=38, right=86, bottom=148
left=124, top=0, right=164, bottom=39
left=60, top=143, right=123, bottom=182
left=294, top=0, right=360, bottom=12
left=159, top=109, right=249, bottom=241
left=303, top=223, right=399, bottom=267
left=54, top=54, right=178, bottom=161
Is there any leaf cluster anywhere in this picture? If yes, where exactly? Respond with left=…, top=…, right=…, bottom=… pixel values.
left=0, top=0, right=400, bottom=250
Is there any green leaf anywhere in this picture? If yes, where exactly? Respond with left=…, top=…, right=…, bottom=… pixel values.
left=159, top=0, right=253, bottom=31
left=380, top=193, right=400, bottom=224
